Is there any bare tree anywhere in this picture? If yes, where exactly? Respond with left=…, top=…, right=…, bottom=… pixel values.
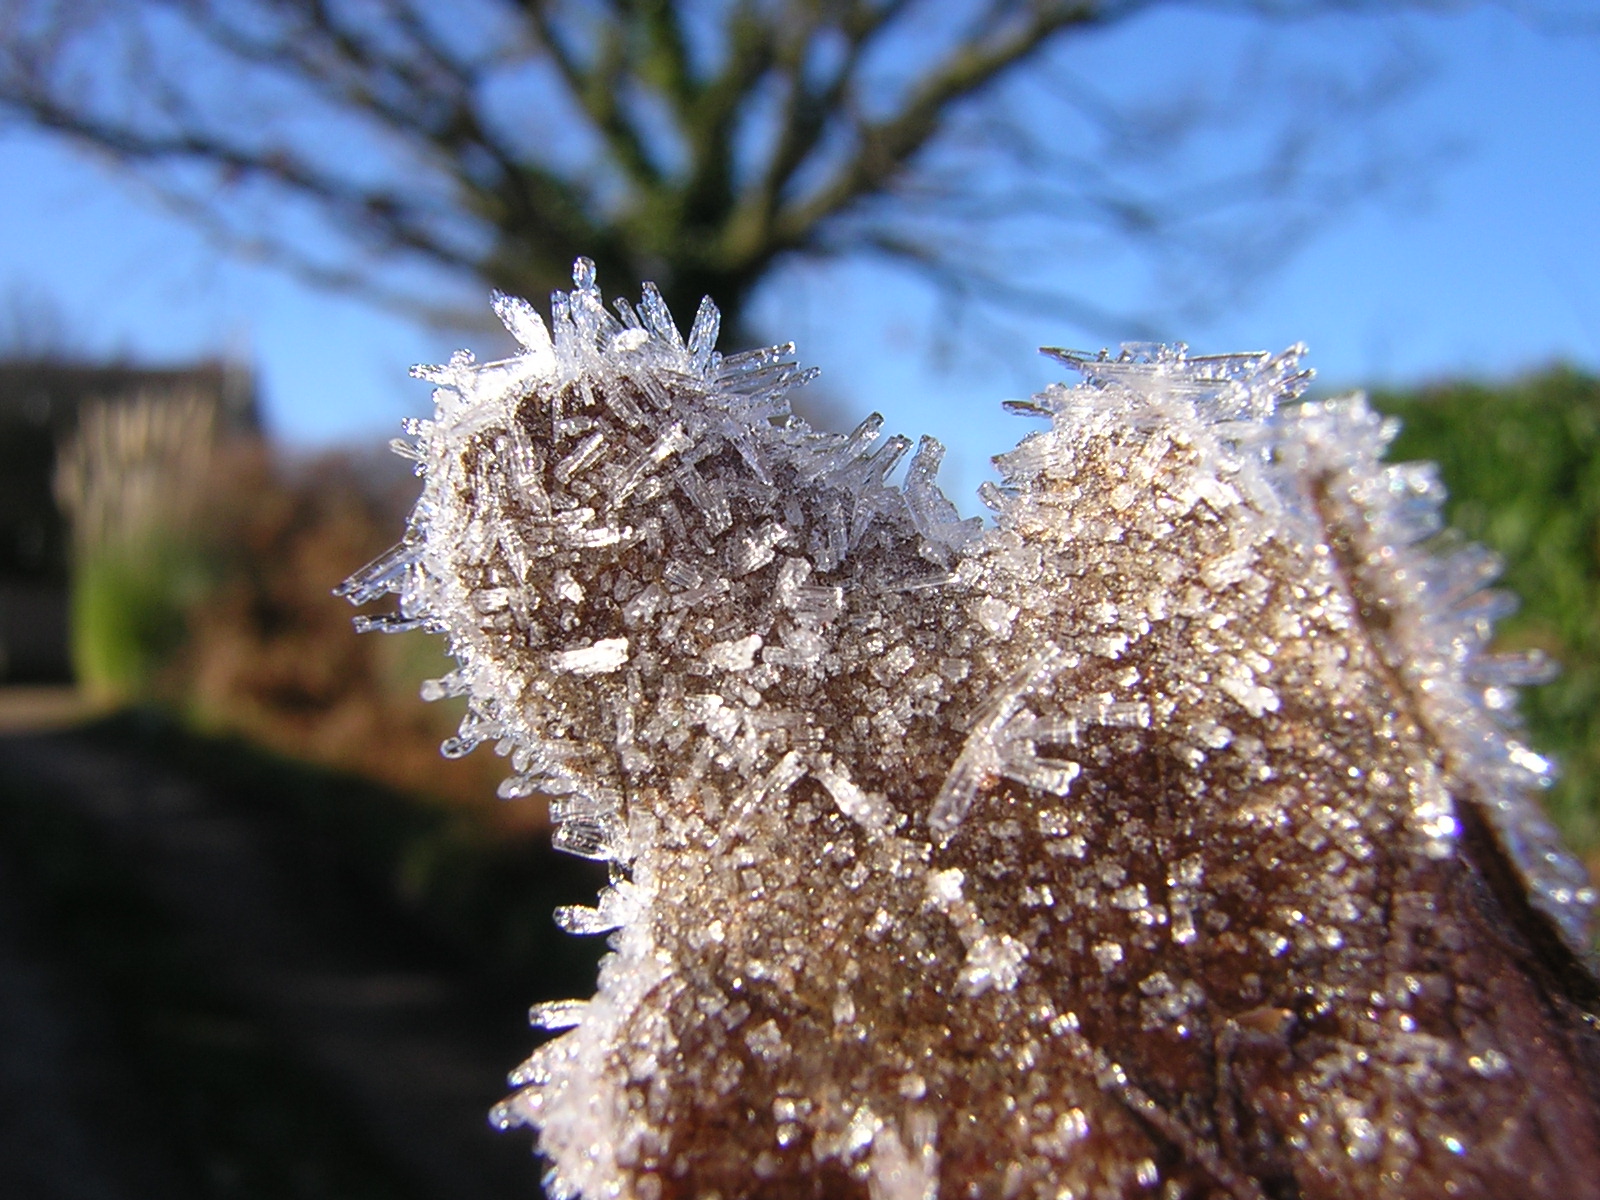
left=0, top=1, right=1480, bottom=344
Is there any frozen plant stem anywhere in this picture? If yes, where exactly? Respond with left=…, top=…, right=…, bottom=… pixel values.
left=343, top=260, right=1600, bottom=1200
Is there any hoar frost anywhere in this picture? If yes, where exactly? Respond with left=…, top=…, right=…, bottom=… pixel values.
left=343, top=261, right=1600, bottom=1200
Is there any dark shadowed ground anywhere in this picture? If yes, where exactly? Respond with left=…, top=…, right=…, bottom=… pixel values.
left=0, top=694, right=607, bottom=1200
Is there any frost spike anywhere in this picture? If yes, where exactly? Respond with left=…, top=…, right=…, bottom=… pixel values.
left=492, top=290, right=556, bottom=369
left=687, top=294, right=720, bottom=370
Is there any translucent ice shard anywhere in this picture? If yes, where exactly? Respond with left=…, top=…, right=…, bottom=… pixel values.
left=344, top=269, right=1600, bottom=1200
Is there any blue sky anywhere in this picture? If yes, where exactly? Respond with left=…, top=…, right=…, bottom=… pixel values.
left=2, top=4, right=1597, bottom=507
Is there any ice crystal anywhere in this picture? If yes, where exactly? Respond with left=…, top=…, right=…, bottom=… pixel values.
left=344, top=262, right=1600, bottom=1199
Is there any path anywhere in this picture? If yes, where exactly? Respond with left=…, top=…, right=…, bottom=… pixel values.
left=0, top=718, right=602, bottom=1200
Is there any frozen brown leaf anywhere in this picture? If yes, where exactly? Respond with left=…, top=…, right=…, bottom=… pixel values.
left=344, top=262, right=1600, bottom=1200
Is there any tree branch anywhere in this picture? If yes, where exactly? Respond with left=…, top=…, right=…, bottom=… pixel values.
left=0, top=0, right=1498, bottom=347
left=516, top=0, right=666, bottom=189
left=771, top=2, right=1152, bottom=248
left=730, top=0, right=909, bottom=256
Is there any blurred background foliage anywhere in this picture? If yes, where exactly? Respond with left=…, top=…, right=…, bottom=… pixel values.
left=47, top=396, right=519, bottom=825
left=55, top=391, right=221, bottom=705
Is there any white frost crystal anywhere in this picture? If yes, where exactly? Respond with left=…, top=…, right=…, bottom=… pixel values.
left=344, top=262, right=1600, bottom=1199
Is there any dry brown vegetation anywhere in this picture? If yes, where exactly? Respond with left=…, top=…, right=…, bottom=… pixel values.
left=164, top=440, right=532, bottom=830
